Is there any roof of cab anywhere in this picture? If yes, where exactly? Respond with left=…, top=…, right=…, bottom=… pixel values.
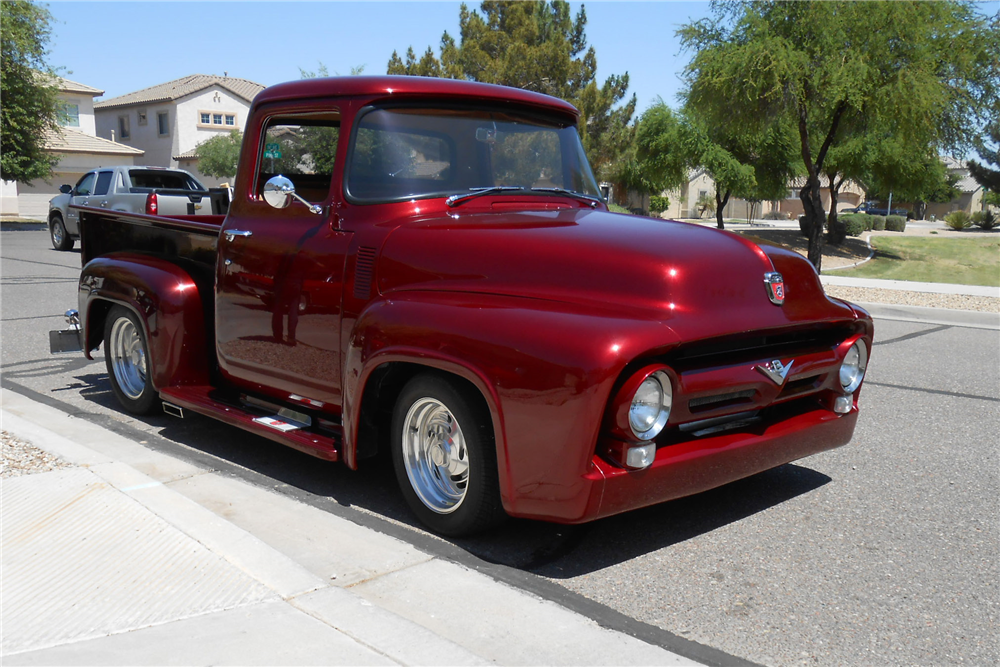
left=252, top=75, right=580, bottom=119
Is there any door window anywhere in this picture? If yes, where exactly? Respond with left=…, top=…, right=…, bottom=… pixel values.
left=74, top=173, right=96, bottom=196
left=256, top=112, right=340, bottom=204
left=94, top=171, right=113, bottom=196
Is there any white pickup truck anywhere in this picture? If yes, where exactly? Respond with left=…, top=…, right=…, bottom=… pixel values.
left=47, top=166, right=225, bottom=250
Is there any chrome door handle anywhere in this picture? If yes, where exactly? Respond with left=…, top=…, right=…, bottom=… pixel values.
left=100, top=200, right=108, bottom=207
left=224, top=230, right=252, bottom=242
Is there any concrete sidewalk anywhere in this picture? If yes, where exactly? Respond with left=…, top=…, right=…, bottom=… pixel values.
left=1, top=389, right=704, bottom=666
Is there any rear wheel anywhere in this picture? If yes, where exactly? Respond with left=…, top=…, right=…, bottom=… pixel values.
left=50, top=214, right=74, bottom=251
left=392, top=373, right=505, bottom=536
left=104, top=306, right=158, bottom=415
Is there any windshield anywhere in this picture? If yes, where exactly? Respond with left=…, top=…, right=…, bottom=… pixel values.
left=345, top=107, right=601, bottom=203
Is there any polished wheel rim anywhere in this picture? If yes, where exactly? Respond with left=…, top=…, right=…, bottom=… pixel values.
left=402, top=397, right=469, bottom=514
left=110, top=317, right=147, bottom=400
left=52, top=221, right=64, bottom=245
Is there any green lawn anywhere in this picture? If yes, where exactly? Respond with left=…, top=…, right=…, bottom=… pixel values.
left=835, top=235, right=1000, bottom=287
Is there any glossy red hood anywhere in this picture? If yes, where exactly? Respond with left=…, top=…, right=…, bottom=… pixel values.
left=377, top=208, right=857, bottom=341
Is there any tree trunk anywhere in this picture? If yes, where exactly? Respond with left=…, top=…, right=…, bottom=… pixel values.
left=715, top=188, right=730, bottom=229
left=800, top=179, right=826, bottom=271
left=826, top=172, right=844, bottom=245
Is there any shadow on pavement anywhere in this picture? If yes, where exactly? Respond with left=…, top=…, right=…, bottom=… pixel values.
left=52, top=376, right=831, bottom=579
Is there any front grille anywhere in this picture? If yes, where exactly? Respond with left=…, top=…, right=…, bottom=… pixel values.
left=688, top=389, right=756, bottom=412
left=669, top=325, right=852, bottom=371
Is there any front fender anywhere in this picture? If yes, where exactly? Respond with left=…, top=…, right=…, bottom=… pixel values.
left=344, top=291, right=678, bottom=521
left=79, top=252, right=210, bottom=390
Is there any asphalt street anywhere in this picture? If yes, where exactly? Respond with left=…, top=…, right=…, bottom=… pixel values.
left=3, top=228, right=997, bottom=666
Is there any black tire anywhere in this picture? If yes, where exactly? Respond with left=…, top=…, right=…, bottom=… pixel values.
left=50, top=214, right=74, bottom=251
left=391, top=373, right=506, bottom=536
left=103, top=306, right=159, bottom=415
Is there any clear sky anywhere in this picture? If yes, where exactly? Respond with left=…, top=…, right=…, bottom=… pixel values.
left=44, top=1, right=714, bottom=113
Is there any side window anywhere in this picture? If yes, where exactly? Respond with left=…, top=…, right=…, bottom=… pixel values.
left=75, top=172, right=96, bottom=196
left=256, top=111, right=340, bottom=204
left=94, top=171, right=113, bottom=196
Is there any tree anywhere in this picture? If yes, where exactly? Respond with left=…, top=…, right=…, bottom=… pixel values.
left=387, top=1, right=636, bottom=190
left=194, top=130, right=242, bottom=181
left=1, top=0, right=61, bottom=184
left=968, top=118, right=1000, bottom=193
left=680, top=1, right=999, bottom=270
left=635, top=101, right=797, bottom=229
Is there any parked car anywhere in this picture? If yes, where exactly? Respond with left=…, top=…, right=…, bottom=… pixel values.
left=841, top=201, right=908, bottom=217
left=52, top=76, right=873, bottom=536
left=46, top=166, right=218, bottom=251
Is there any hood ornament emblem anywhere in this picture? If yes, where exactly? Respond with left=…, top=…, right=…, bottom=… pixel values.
left=756, top=359, right=794, bottom=385
left=764, top=272, right=785, bottom=305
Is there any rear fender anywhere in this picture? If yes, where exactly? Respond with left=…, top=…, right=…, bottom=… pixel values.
left=344, top=291, right=675, bottom=520
left=80, top=253, right=210, bottom=389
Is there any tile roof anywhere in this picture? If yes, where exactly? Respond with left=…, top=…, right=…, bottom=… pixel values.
left=94, top=74, right=266, bottom=110
left=173, top=148, right=199, bottom=160
left=52, top=75, right=104, bottom=96
left=44, top=127, right=145, bottom=156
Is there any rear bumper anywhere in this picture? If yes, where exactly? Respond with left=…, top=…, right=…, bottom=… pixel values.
left=556, top=401, right=858, bottom=523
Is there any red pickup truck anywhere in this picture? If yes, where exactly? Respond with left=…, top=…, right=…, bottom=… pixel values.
left=59, top=76, right=872, bottom=535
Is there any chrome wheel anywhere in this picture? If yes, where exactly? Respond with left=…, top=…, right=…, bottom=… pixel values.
left=52, top=221, right=65, bottom=245
left=109, top=316, right=147, bottom=400
left=401, top=397, right=470, bottom=514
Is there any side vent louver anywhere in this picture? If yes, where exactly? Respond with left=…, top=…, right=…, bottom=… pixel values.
left=353, top=246, right=377, bottom=299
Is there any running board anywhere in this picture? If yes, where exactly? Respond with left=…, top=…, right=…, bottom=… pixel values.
left=159, top=386, right=341, bottom=461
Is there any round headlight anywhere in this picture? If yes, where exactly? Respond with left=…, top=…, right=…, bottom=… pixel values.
left=839, top=341, right=868, bottom=393
left=629, top=371, right=672, bottom=440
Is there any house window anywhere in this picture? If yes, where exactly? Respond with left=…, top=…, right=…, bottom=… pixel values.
left=137, top=109, right=148, bottom=126
left=118, top=115, right=130, bottom=140
left=157, top=111, right=170, bottom=137
left=59, top=103, right=80, bottom=127
left=199, top=110, right=238, bottom=129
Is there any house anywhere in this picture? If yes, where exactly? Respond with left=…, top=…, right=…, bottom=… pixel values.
left=924, top=156, right=987, bottom=219
left=93, top=74, right=265, bottom=187
left=654, top=171, right=864, bottom=221
left=1, top=76, right=144, bottom=220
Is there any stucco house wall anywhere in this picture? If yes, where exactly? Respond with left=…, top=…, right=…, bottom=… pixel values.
left=94, top=75, right=264, bottom=188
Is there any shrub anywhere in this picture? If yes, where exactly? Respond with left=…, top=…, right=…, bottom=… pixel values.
left=827, top=218, right=847, bottom=245
left=840, top=214, right=867, bottom=237
left=649, top=195, right=671, bottom=215
left=973, top=210, right=997, bottom=230
left=763, top=211, right=787, bottom=220
left=885, top=215, right=906, bottom=232
left=871, top=215, right=886, bottom=231
left=608, top=203, right=631, bottom=214
left=798, top=214, right=812, bottom=237
left=944, top=210, right=972, bottom=230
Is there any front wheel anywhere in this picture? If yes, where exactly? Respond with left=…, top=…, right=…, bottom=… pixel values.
left=104, top=306, right=159, bottom=415
left=392, top=374, right=505, bottom=536
left=50, top=214, right=74, bottom=251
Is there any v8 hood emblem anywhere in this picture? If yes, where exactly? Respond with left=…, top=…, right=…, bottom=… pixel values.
left=756, top=359, right=794, bottom=385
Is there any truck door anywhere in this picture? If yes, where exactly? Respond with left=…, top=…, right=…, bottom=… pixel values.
left=216, top=111, right=352, bottom=413
left=65, top=171, right=97, bottom=234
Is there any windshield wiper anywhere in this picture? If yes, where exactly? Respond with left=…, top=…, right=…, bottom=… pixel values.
left=446, top=186, right=524, bottom=208
left=530, top=187, right=602, bottom=205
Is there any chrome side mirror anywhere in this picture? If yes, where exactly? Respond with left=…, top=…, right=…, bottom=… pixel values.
left=262, top=175, right=322, bottom=215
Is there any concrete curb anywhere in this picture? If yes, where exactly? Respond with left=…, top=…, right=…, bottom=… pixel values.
left=856, top=302, right=1000, bottom=330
